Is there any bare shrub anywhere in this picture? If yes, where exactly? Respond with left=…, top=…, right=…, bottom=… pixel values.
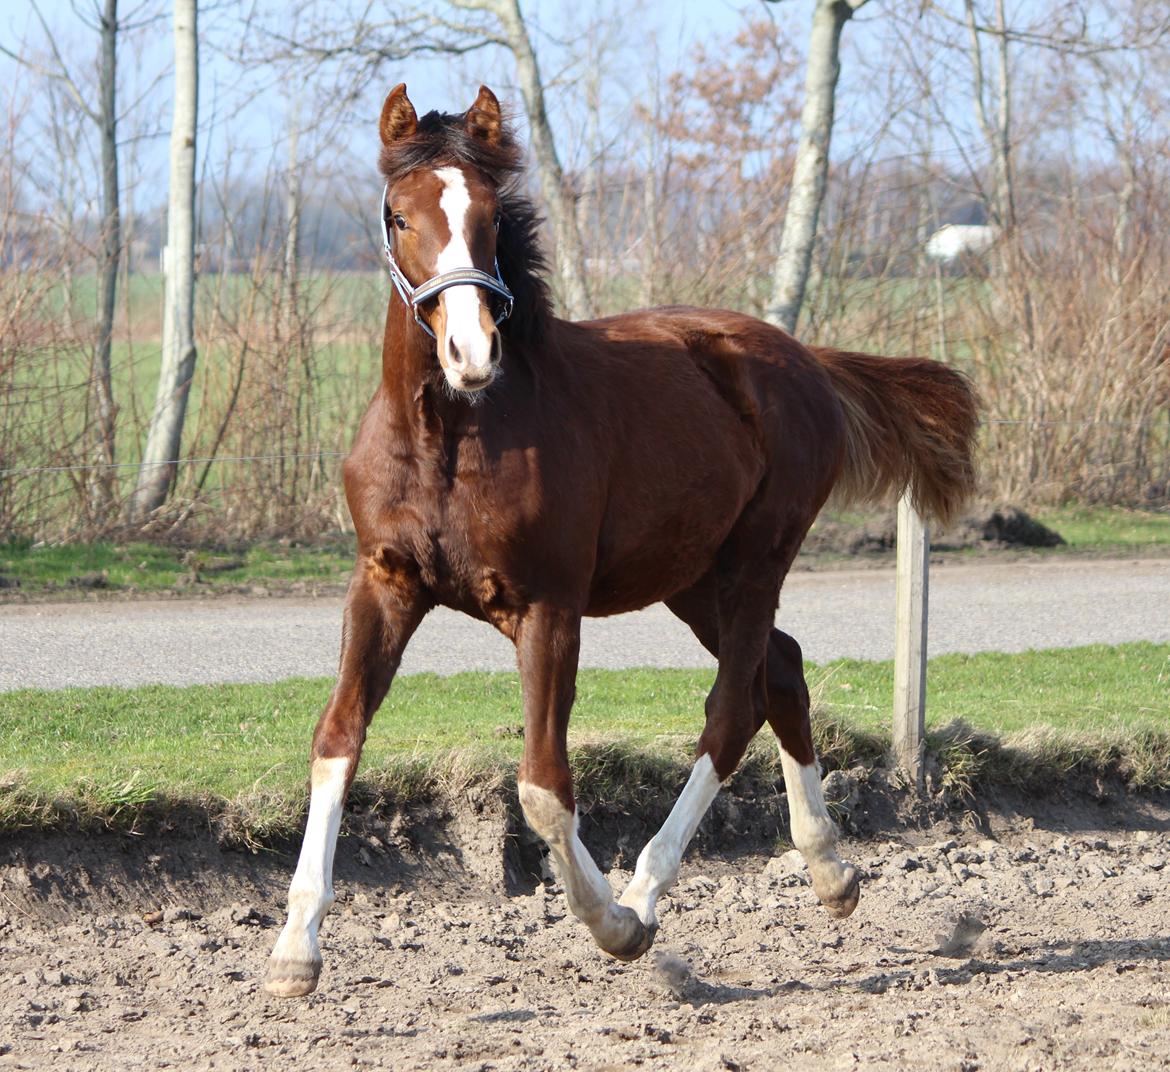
left=966, top=165, right=1170, bottom=505
left=0, top=171, right=96, bottom=539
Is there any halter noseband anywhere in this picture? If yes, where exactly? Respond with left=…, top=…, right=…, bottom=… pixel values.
left=380, top=183, right=514, bottom=340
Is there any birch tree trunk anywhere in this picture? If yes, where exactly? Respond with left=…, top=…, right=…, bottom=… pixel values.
left=461, top=0, right=593, bottom=320
left=764, top=0, right=868, bottom=336
left=91, top=0, right=120, bottom=518
left=128, top=0, right=198, bottom=523
left=963, top=0, right=1016, bottom=232
left=284, top=108, right=301, bottom=343
left=639, top=120, right=660, bottom=309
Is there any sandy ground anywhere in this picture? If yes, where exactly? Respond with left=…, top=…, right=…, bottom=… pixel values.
left=3, top=793, right=1169, bottom=1072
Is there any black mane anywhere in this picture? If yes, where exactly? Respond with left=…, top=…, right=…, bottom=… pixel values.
left=378, top=107, right=553, bottom=342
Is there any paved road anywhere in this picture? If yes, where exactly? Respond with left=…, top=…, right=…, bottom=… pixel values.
left=2, top=557, right=1168, bottom=691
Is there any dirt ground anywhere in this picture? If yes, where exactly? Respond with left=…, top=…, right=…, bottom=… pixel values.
left=2, top=793, right=1170, bottom=1072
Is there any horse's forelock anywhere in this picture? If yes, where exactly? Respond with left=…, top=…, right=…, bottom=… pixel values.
left=377, top=108, right=522, bottom=190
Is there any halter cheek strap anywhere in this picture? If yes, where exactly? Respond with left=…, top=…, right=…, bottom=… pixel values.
left=380, top=183, right=514, bottom=340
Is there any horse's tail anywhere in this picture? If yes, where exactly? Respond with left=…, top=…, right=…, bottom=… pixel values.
left=811, top=347, right=980, bottom=526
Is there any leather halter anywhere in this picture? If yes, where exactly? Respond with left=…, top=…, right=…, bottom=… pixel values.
left=379, top=182, right=514, bottom=340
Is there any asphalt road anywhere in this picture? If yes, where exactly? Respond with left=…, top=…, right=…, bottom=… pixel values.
left=2, top=557, right=1168, bottom=691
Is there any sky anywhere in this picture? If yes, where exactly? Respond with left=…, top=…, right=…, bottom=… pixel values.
left=6, top=0, right=1123, bottom=222
left=2, top=0, right=793, bottom=208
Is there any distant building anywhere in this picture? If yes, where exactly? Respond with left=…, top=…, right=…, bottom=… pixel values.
left=925, top=223, right=998, bottom=262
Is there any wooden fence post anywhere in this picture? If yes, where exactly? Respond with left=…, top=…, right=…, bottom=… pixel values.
left=893, top=492, right=929, bottom=788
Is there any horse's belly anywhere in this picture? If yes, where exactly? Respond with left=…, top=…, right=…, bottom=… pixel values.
left=585, top=500, right=745, bottom=616
left=584, top=560, right=707, bottom=616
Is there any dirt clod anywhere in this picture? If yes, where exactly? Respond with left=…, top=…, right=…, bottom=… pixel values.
left=934, top=912, right=988, bottom=957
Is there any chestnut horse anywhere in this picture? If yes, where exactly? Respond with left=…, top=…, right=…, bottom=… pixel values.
left=265, top=84, right=978, bottom=997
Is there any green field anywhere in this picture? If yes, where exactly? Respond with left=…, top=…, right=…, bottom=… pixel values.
left=0, top=539, right=354, bottom=593
left=1031, top=506, right=1170, bottom=550
left=1, top=505, right=1166, bottom=596
left=2, top=643, right=1166, bottom=843
left=4, top=271, right=388, bottom=538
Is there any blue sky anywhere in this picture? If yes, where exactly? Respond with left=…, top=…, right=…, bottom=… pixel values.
left=8, top=0, right=1107, bottom=215
left=3, top=0, right=794, bottom=204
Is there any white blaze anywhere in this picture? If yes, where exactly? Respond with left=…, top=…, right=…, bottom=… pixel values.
left=434, top=166, right=495, bottom=385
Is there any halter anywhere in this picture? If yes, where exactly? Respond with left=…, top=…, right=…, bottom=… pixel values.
left=379, top=182, right=514, bottom=339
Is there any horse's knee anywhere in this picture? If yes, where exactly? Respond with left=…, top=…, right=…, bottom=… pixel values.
left=699, top=680, right=766, bottom=780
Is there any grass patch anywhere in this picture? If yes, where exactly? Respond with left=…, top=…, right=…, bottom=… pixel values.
left=1031, top=505, right=1170, bottom=551
left=0, top=539, right=354, bottom=594
left=814, top=643, right=1169, bottom=735
left=4, top=504, right=1167, bottom=596
left=1, top=644, right=1166, bottom=843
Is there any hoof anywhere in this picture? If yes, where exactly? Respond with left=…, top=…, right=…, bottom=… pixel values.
left=599, top=908, right=657, bottom=963
left=822, top=868, right=860, bottom=920
left=264, top=956, right=321, bottom=998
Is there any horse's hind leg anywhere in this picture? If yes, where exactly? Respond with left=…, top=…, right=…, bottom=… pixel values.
left=765, top=629, right=859, bottom=918
left=620, top=572, right=859, bottom=927
left=515, top=604, right=653, bottom=961
left=620, top=569, right=772, bottom=928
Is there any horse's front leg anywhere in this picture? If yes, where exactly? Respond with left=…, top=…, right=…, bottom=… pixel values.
left=514, top=604, right=654, bottom=962
left=265, top=562, right=428, bottom=997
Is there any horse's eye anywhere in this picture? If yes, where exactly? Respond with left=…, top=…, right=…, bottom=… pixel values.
left=393, top=214, right=408, bottom=231
left=492, top=213, right=501, bottom=233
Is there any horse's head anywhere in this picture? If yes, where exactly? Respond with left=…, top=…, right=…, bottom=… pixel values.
left=379, top=84, right=512, bottom=395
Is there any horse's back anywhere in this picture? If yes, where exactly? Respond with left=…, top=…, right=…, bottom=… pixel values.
left=562, top=306, right=846, bottom=614
left=577, top=305, right=846, bottom=484
left=581, top=305, right=840, bottom=419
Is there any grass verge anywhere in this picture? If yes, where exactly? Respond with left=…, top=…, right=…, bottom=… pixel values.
left=1030, top=505, right=1170, bottom=551
left=1, top=644, right=1166, bottom=845
left=0, top=538, right=354, bottom=595
left=2, top=506, right=1167, bottom=597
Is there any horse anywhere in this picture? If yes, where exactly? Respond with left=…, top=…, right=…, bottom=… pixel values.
left=264, top=84, right=979, bottom=997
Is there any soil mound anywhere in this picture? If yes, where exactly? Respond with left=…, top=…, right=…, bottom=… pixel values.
left=804, top=503, right=1065, bottom=555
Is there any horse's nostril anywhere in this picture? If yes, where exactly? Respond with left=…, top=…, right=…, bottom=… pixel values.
left=490, top=331, right=502, bottom=367
left=447, top=336, right=464, bottom=367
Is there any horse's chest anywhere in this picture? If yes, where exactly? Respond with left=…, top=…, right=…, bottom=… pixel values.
left=377, top=481, right=530, bottom=631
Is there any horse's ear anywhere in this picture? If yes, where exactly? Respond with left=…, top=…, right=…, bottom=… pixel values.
left=380, top=84, right=417, bottom=146
left=465, top=85, right=502, bottom=147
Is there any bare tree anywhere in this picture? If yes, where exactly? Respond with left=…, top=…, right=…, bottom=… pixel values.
left=962, top=0, right=1016, bottom=232
left=284, top=101, right=301, bottom=341
left=763, top=0, right=870, bottom=336
left=1, top=0, right=123, bottom=516
left=92, top=0, right=121, bottom=512
left=129, top=0, right=198, bottom=522
left=450, top=0, right=592, bottom=318
left=637, top=17, right=801, bottom=313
